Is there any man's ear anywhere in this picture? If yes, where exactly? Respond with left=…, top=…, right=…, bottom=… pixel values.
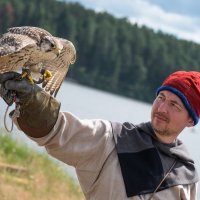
left=187, top=118, right=194, bottom=127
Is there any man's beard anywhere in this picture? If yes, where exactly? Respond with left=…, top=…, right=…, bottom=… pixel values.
left=152, top=112, right=170, bottom=136
left=152, top=126, right=169, bottom=136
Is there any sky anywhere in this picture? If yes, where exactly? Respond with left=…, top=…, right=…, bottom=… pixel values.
left=66, top=0, right=200, bottom=44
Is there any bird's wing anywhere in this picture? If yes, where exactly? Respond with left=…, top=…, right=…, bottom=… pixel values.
left=42, top=38, right=76, bottom=97
left=0, top=33, right=36, bottom=73
left=43, top=67, right=69, bottom=97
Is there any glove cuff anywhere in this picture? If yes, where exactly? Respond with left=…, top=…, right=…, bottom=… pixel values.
left=17, top=90, right=61, bottom=138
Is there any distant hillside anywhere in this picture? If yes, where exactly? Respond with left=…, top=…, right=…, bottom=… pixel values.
left=0, top=132, right=84, bottom=200
left=1, top=0, right=200, bottom=102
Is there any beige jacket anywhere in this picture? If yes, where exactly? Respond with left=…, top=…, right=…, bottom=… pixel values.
left=29, top=112, right=198, bottom=200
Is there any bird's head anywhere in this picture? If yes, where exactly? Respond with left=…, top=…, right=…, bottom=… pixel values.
left=40, top=36, right=63, bottom=56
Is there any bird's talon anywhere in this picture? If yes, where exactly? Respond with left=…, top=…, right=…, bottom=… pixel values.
left=41, top=69, right=52, bottom=81
left=26, top=75, right=34, bottom=84
left=16, top=72, right=34, bottom=84
left=21, top=72, right=28, bottom=79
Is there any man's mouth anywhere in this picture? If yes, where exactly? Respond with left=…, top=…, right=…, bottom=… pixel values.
left=154, top=113, right=168, bottom=122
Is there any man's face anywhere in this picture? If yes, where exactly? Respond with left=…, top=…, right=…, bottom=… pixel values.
left=151, top=90, right=194, bottom=143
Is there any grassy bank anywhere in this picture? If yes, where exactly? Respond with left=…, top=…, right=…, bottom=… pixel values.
left=0, top=131, right=84, bottom=200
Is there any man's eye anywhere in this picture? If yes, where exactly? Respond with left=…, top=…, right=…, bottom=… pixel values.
left=170, top=103, right=181, bottom=111
left=157, top=96, right=163, bottom=100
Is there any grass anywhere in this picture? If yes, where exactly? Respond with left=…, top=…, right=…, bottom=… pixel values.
left=0, top=130, right=84, bottom=200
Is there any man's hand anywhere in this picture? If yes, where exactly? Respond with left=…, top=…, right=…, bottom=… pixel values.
left=0, top=72, right=60, bottom=137
left=0, top=72, right=20, bottom=106
left=0, top=72, right=41, bottom=105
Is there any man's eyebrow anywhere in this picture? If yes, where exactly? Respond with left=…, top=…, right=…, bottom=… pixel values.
left=171, top=99, right=184, bottom=107
left=165, top=96, right=184, bottom=109
left=171, top=99, right=180, bottom=105
left=158, top=92, right=165, bottom=97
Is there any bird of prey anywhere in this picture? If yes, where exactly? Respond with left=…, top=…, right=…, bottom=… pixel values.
left=0, top=26, right=76, bottom=97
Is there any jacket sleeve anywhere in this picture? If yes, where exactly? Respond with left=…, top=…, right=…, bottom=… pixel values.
left=28, top=111, right=116, bottom=171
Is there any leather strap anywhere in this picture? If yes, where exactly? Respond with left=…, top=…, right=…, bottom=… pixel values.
left=149, top=159, right=177, bottom=200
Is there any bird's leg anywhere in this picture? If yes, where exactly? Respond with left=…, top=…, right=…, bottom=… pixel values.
left=17, top=67, right=34, bottom=84
left=33, top=68, right=52, bottom=84
left=40, top=68, right=52, bottom=81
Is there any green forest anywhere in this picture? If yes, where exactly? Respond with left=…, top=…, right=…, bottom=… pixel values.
left=1, top=0, right=200, bottom=103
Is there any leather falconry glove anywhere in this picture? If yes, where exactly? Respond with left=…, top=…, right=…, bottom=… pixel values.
left=0, top=72, right=60, bottom=138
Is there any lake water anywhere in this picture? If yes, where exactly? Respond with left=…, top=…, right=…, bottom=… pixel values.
left=0, top=81, right=200, bottom=196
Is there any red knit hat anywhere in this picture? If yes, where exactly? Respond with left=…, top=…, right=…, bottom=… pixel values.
left=156, top=71, right=200, bottom=125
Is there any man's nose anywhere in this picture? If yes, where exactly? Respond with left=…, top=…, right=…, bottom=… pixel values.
left=157, top=101, right=168, bottom=113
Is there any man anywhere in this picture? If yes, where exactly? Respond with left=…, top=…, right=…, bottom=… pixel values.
left=0, top=71, right=199, bottom=200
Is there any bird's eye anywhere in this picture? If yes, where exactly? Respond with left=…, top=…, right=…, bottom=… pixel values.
left=51, top=43, right=55, bottom=48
